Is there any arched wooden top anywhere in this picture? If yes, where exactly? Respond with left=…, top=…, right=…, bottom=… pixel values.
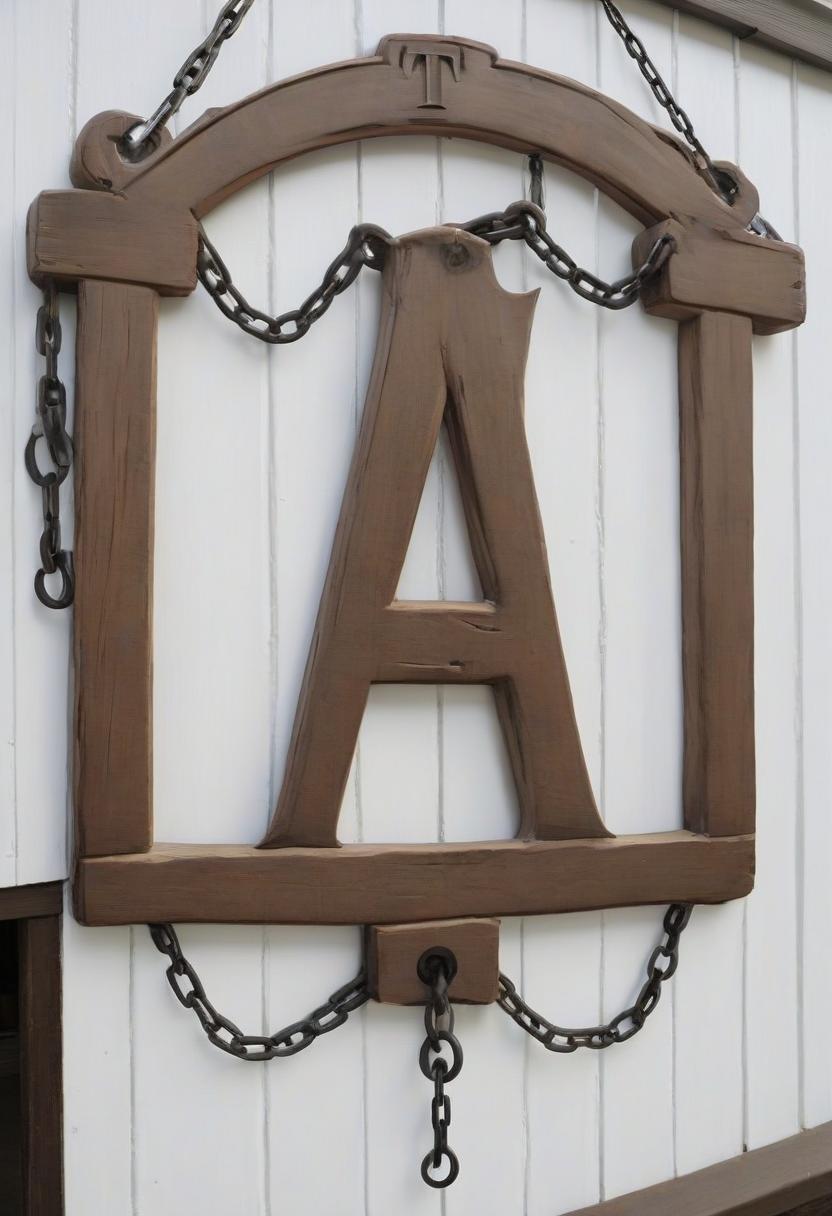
left=74, top=33, right=745, bottom=231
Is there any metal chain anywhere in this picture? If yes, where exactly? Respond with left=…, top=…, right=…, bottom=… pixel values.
left=598, top=0, right=737, bottom=203
left=148, top=924, right=369, bottom=1060
left=24, top=283, right=75, bottom=610
left=121, top=0, right=256, bottom=161
left=418, top=954, right=463, bottom=1189
left=197, top=221, right=391, bottom=343
left=464, top=200, right=676, bottom=310
left=499, top=903, right=692, bottom=1052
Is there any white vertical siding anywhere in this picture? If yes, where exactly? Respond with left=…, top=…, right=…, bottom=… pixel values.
left=0, top=2, right=829, bottom=1213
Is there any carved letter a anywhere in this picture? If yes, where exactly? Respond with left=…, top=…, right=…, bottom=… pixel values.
left=260, top=227, right=610, bottom=849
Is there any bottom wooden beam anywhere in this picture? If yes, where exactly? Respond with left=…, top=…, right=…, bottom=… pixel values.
left=563, top=1120, right=832, bottom=1216
left=19, top=915, right=64, bottom=1216
left=75, top=831, right=754, bottom=926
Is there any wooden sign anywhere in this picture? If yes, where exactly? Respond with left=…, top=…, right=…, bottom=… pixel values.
left=27, top=34, right=805, bottom=926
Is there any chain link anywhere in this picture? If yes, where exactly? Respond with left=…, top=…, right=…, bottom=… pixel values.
left=418, top=954, right=462, bottom=1189
left=148, top=924, right=369, bottom=1060
left=464, top=200, right=676, bottom=310
left=24, top=282, right=75, bottom=610
left=197, top=221, right=391, bottom=342
left=121, top=0, right=256, bottom=160
left=499, top=904, right=692, bottom=1052
left=598, top=0, right=738, bottom=203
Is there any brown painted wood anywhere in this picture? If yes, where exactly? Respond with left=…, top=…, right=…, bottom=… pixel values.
left=0, top=883, right=63, bottom=922
left=651, top=0, right=832, bottom=74
left=366, top=918, right=500, bottom=1005
left=676, top=312, right=755, bottom=839
left=60, top=36, right=750, bottom=235
left=261, top=226, right=608, bottom=849
left=74, top=280, right=157, bottom=858
left=633, top=222, right=806, bottom=337
left=18, top=915, right=63, bottom=1216
left=74, top=831, right=754, bottom=926
left=563, top=1120, right=832, bottom=1216
left=27, top=188, right=197, bottom=296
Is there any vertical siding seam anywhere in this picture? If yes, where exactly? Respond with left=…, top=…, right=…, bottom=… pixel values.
left=9, top=0, right=20, bottom=886
left=789, top=54, right=807, bottom=1132
left=519, top=7, right=530, bottom=1204
left=733, top=27, right=750, bottom=1156
left=593, top=0, right=607, bottom=1200
left=670, top=6, right=680, bottom=1183
left=436, top=0, right=446, bottom=853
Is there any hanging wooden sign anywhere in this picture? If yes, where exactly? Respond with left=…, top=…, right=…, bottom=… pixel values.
left=27, top=34, right=805, bottom=929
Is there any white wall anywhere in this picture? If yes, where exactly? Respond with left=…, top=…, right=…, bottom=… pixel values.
left=3, top=1, right=831, bottom=1212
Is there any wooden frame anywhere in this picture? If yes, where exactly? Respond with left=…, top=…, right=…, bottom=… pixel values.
left=563, top=1120, right=832, bottom=1216
left=653, top=0, right=832, bottom=74
left=1, top=883, right=64, bottom=1216
left=27, top=34, right=805, bottom=926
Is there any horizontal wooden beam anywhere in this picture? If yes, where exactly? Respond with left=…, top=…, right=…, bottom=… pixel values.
left=652, top=0, right=832, bottom=73
left=75, top=832, right=755, bottom=925
left=565, top=1120, right=832, bottom=1216
left=0, top=882, right=63, bottom=921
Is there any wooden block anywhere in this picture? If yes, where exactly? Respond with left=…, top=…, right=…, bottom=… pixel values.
left=366, top=918, right=500, bottom=1005
left=633, top=221, right=806, bottom=336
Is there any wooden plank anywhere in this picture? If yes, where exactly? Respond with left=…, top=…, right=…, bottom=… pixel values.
left=597, top=6, right=679, bottom=1199
left=795, top=61, right=832, bottom=1132
left=648, top=0, right=832, bottom=74
left=366, top=918, right=500, bottom=1004
left=740, top=41, right=801, bottom=1152
left=76, top=831, right=754, bottom=925
left=563, top=1120, right=832, bottom=1216
left=0, top=881, right=63, bottom=921
left=27, top=191, right=198, bottom=295
left=676, top=312, right=755, bottom=838
left=18, top=914, right=63, bottom=1216
left=74, top=281, right=157, bottom=858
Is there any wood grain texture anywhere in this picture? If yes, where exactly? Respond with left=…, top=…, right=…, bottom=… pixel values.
left=0, top=881, right=63, bottom=921
left=74, top=281, right=157, bottom=858
left=69, top=35, right=747, bottom=232
left=18, top=914, right=63, bottom=1216
left=563, top=1120, right=832, bottom=1216
left=633, top=222, right=806, bottom=336
left=27, top=189, right=198, bottom=295
left=676, top=312, right=755, bottom=839
left=261, top=226, right=607, bottom=849
left=651, top=0, right=832, bottom=73
left=366, top=917, right=500, bottom=1004
left=75, top=831, right=755, bottom=925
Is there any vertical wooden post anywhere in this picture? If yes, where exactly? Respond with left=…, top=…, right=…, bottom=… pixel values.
left=678, top=311, right=755, bottom=837
left=18, top=914, right=63, bottom=1216
left=74, top=281, right=157, bottom=857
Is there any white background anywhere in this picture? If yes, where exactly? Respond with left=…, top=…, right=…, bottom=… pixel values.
left=2, top=1, right=831, bottom=1213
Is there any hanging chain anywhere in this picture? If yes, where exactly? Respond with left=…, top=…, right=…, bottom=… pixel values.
left=598, top=0, right=737, bottom=203
left=197, top=221, right=390, bottom=343
left=121, top=0, right=256, bottom=161
left=465, top=200, right=676, bottom=310
left=148, top=924, right=369, bottom=1060
left=418, top=952, right=463, bottom=1190
left=499, top=903, right=692, bottom=1052
left=24, top=283, right=75, bottom=610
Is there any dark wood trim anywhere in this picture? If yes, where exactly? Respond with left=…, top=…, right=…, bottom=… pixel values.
left=655, top=0, right=832, bottom=74
left=18, top=914, right=64, bottom=1216
left=564, top=1120, right=832, bottom=1216
left=0, top=883, right=63, bottom=922
left=75, top=832, right=755, bottom=925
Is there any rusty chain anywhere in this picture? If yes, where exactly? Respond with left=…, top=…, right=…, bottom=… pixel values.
left=148, top=924, right=369, bottom=1060
left=498, top=903, right=693, bottom=1052
left=24, top=283, right=75, bottom=610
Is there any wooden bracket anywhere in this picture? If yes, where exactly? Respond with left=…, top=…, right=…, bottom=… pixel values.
left=366, top=918, right=500, bottom=1005
left=24, top=33, right=806, bottom=926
